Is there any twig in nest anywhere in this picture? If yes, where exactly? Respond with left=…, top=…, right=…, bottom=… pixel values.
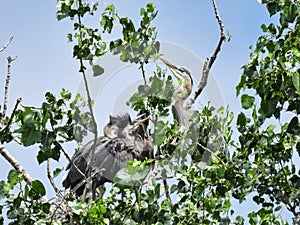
left=185, top=0, right=226, bottom=110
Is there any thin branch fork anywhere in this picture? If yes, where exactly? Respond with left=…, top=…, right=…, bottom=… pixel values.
left=0, top=36, right=14, bottom=53
left=185, top=0, right=226, bottom=110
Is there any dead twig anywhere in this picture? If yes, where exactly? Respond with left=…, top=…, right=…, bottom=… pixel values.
left=185, top=0, right=226, bottom=110
left=0, top=36, right=14, bottom=53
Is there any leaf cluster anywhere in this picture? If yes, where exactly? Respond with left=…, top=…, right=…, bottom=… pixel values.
left=236, top=0, right=300, bottom=218
left=12, top=90, right=89, bottom=164
left=0, top=170, right=49, bottom=225
left=56, top=0, right=159, bottom=75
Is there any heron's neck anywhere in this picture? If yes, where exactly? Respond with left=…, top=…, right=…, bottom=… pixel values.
left=173, top=88, right=192, bottom=127
left=174, top=83, right=191, bottom=103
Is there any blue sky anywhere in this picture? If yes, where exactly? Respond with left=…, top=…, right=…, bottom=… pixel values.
left=1, top=0, right=292, bottom=223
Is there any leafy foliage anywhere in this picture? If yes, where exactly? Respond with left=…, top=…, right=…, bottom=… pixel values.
left=56, top=0, right=159, bottom=75
left=236, top=0, right=300, bottom=220
left=12, top=89, right=91, bottom=164
left=0, top=170, right=50, bottom=225
left=0, top=0, right=299, bottom=224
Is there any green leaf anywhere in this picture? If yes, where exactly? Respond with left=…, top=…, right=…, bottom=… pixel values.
left=223, top=199, right=231, bottom=208
left=170, top=184, right=177, bottom=194
left=209, top=197, right=217, bottom=208
left=31, top=180, right=46, bottom=196
left=259, top=99, right=277, bottom=118
left=146, top=2, right=154, bottom=12
left=266, top=124, right=276, bottom=136
left=261, top=24, right=268, bottom=32
left=0, top=181, right=10, bottom=199
left=236, top=75, right=247, bottom=96
left=53, top=167, right=64, bottom=178
left=7, top=208, right=24, bottom=220
left=241, top=94, right=255, bottom=109
left=7, top=169, right=22, bottom=186
left=23, top=107, right=37, bottom=124
left=37, top=150, right=49, bottom=164
left=21, top=124, right=42, bottom=146
left=69, top=200, right=86, bottom=215
left=154, top=120, right=167, bottom=145
left=92, top=65, right=104, bottom=76
left=287, top=116, right=299, bottom=134
left=292, top=73, right=300, bottom=92
left=266, top=3, right=278, bottom=17
left=60, top=88, right=72, bottom=100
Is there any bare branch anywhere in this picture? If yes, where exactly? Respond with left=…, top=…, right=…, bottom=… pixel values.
left=2, top=56, right=17, bottom=118
left=80, top=62, right=98, bottom=179
left=0, top=144, right=33, bottom=186
left=0, top=36, right=14, bottom=53
left=185, top=0, right=226, bottom=110
left=47, top=159, right=61, bottom=196
left=162, top=174, right=170, bottom=200
left=0, top=98, right=22, bottom=134
left=139, top=62, right=147, bottom=85
left=76, top=3, right=98, bottom=186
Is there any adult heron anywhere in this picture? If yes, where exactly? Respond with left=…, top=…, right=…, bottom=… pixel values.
left=159, top=56, right=193, bottom=127
left=159, top=56, right=223, bottom=163
left=63, top=110, right=153, bottom=198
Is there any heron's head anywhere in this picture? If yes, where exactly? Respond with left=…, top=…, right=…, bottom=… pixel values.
left=104, top=114, right=132, bottom=138
left=104, top=113, right=149, bottom=140
left=159, top=56, right=193, bottom=98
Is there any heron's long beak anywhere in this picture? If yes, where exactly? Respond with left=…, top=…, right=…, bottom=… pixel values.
left=159, top=56, right=183, bottom=81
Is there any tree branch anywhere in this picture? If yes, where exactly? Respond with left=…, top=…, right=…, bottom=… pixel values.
left=139, top=62, right=147, bottom=85
left=76, top=2, right=98, bottom=199
left=47, top=159, right=60, bottom=196
left=59, top=142, right=87, bottom=179
left=0, top=36, right=14, bottom=53
left=2, top=56, right=17, bottom=119
left=80, top=61, right=98, bottom=178
left=0, top=144, right=33, bottom=186
left=0, top=98, right=22, bottom=134
left=185, top=0, right=226, bottom=110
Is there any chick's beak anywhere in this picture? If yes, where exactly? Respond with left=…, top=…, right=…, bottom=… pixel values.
left=133, top=117, right=149, bottom=127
